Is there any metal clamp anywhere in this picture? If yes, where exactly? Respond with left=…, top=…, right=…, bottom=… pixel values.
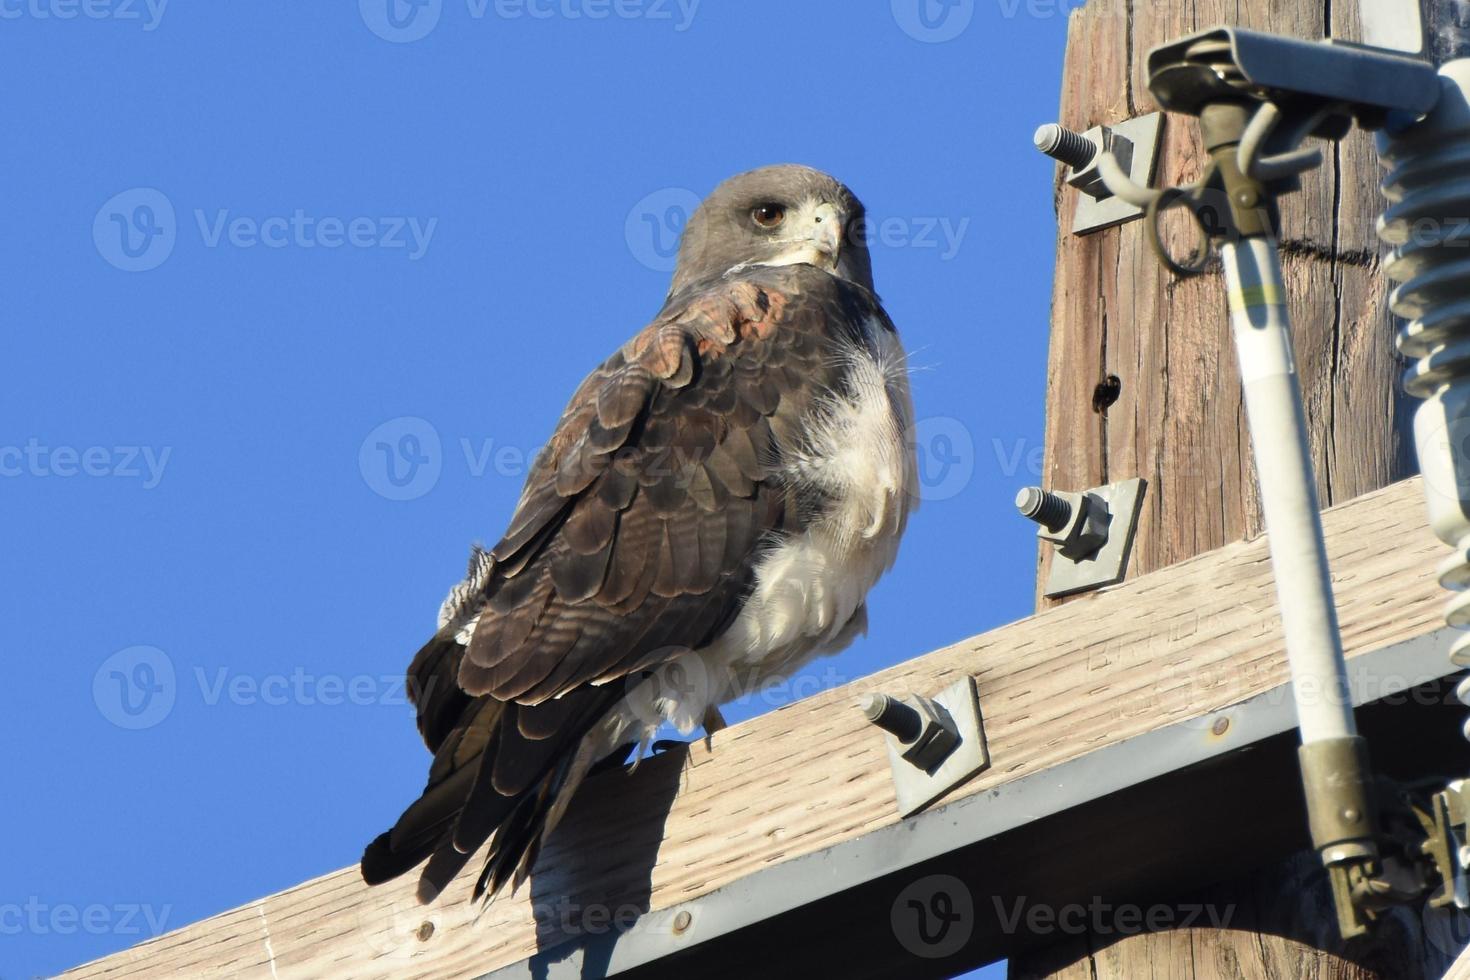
left=1035, top=113, right=1164, bottom=235
left=1017, top=478, right=1146, bottom=598
left=861, top=676, right=989, bottom=818
left=1419, top=780, right=1470, bottom=910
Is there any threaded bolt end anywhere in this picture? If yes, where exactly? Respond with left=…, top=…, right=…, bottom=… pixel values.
left=1016, top=487, right=1073, bottom=532
left=860, top=694, right=922, bottom=744
left=1034, top=123, right=1097, bottom=171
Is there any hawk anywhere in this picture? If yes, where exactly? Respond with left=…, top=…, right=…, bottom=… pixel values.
left=361, top=164, right=917, bottom=903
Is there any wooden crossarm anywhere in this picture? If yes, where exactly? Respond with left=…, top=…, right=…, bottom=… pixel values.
left=62, top=476, right=1459, bottom=979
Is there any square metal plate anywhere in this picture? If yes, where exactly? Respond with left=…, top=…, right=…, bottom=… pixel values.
left=1072, top=113, right=1164, bottom=235
left=1043, top=477, right=1147, bottom=598
left=883, top=676, right=990, bottom=818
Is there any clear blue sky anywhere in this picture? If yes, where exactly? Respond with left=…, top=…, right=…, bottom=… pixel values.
left=1, top=2, right=1072, bottom=976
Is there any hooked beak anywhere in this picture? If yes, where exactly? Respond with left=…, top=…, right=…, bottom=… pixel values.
left=808, top=202, right=844, bottom=268
left=754, top=201, right=852, bottom=278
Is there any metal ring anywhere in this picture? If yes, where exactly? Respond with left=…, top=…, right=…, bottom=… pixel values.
left=1146, top=181, right=1214, bottom=278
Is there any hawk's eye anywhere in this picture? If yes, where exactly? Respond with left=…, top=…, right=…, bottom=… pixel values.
left=751, top=203, right=786, bottom=229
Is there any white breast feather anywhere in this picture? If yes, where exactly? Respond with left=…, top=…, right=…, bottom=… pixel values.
left=438, top=317, right=918, bottom=755
left=612, top=318, right=916, bottom=742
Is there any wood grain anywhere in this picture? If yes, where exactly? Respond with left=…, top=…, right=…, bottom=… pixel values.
left=61, top=476, right=1450, bottom=979
left=1036, top=0, right=1413, bottom=608
left=1011, top=852, right=1468, bottom=980
left=1448, top=942, right=1470, bottom=980
left=1023, top=2, right=1444, bottom=976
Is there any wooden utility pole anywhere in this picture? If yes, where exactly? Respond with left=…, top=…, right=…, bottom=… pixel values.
left=1035, top=0, right=1415, bottom=608
left=1019, top=1, right=1461, bottom=977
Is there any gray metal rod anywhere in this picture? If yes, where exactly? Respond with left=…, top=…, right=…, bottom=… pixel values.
left=1221, top=237, right=1357, bottom=744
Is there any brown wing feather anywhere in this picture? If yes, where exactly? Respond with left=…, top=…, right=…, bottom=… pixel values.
left=457, top=274, right=821, bottom=705
left=362, top=265, right=889, bottom=903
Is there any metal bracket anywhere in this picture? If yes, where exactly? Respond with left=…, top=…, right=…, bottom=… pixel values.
left=1038, top=113, right=1164, bottom=235
left=1019, top=477, right=1147, bottom=598
left=1147, top=27, right=1439, bottom=129
left=1420, top=779, right=1470, bottom=910
left=863, top=676, right=990, bottom=818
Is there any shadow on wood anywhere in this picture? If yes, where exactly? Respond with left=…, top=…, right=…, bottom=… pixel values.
left=524, top=745, right=688, bottom=977
left=1008, top=682, right=1470, bottom=980
left=623, top=682, right=1470, bottom=980
left=56, top=478, right=1459, bottom=979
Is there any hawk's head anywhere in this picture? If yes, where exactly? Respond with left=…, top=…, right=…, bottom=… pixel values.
left=669, top=164, right=874, bottom=298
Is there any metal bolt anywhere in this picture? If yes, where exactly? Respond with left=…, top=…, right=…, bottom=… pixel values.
left=1016, top=487, right=1073, bottom=533
left=1035, top=123, right=1098, bottom=171
left=416, top=921, right=435, bottom=942
left=1212, top=717, right=1231, bottom=736
left=861, top=693, right=923, bottom=744
left=862, top=693, right=962, bottom=771
left=672, top=910, right=693, bottom=934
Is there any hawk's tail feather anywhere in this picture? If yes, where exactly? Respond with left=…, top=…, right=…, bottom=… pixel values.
left=475, top=777, right=557, bottom=902
left=359, top=679, right=626, bottom=904
left=361, top=829, right=438, bottom=887
left=407, top=634, right=473, bottom=753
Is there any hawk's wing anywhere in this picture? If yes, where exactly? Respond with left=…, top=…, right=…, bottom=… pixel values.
left=363, top=265, right=883, bottom=902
